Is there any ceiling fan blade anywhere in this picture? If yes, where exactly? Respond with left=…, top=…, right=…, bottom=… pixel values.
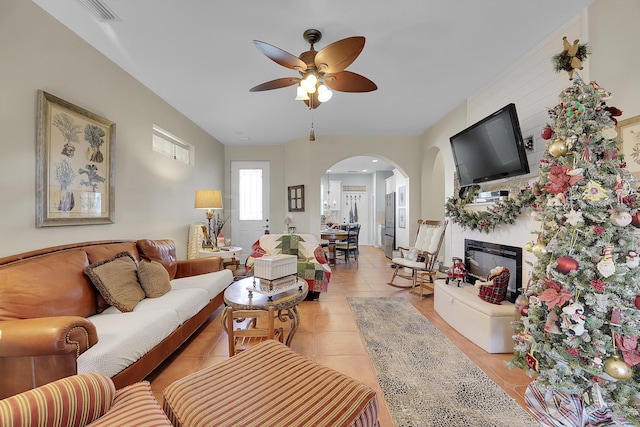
left=324, top=71, right=377, bottom=93
left=314, top=36, right=365, bottom=73
left=303, top=91, right=321, bottom=109
left=253, top=40, right=308, bottom=71
left=249, top=77, right=300, bottom=92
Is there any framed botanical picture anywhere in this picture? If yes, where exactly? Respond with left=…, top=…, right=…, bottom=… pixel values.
left=288, top=185, right=304, bottom=212
left=619, top=114, right=640, bottom=173
left=398, top=207, right=406, bottom=229
left=398, top=185, right=406, bottom=207
left=36, top=90, right=116, bottom=227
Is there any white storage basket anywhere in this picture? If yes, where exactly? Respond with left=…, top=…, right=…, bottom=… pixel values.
left=253, top=254, right=297, bottom=280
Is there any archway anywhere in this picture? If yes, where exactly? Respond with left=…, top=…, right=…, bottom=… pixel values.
left=422, top=146, right=447, bottom=259
left=319, top=155, right=409, bottom=251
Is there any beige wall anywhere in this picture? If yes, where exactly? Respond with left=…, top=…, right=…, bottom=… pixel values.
left=0, top=0, right=225, bottom=258
left=226, top=135, right=421, bottom=239
left=284, top=134, right=422, bottom=239
left=588, top=0, right=640, bottom=120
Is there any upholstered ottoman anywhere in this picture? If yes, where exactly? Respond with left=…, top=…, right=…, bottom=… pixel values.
left=163, top=340, right=379, bottom=427
left=434, top=279, right=517, bottom=353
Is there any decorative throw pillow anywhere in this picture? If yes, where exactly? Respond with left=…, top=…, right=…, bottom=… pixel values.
left=477, top=267, right=510, bottom=305
left=137, top=260, right=171, bottom=298
left=84, top=252, right=145, bottom=312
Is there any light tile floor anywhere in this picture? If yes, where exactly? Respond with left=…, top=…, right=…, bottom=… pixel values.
left=148, top=245, right=533, bottom=427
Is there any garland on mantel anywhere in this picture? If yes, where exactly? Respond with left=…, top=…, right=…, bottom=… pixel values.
left=444, top=185, right=536, bottom=233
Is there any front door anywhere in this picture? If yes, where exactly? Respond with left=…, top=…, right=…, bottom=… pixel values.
left=230, top=161, right=270, bottom=263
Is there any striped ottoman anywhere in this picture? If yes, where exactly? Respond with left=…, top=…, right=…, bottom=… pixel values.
left=163, top=340, right=379, bottom=427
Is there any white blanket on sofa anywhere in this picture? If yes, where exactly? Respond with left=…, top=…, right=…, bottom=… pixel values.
left=78, top=269, right=232, bottom=378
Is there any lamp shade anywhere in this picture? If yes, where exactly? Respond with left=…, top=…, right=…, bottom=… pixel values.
left=295, top=85, right=310, bottom=101
left=301, top=73, right=318, bottom=93
left=317, top=84, right=333, bottom=102
left=195, top=189, right=223, bottom=209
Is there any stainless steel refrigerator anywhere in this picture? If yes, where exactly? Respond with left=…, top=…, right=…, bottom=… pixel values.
left=383, top=192, right=395, bottom=259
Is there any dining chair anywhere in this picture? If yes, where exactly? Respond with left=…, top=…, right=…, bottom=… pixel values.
left=387, top=219, right=447, bottom=296
left=335, top=224, right=360, bottom=264
left=224, top=306, right=284, bottom=356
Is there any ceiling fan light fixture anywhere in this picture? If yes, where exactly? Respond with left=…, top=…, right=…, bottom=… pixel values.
left=317, top=84, right=333, bottom=102
left=301, top=73, right=318, bottom=93
left=295, top=85, right=310, bottom=101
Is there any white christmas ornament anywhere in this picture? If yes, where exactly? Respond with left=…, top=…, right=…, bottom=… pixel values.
left=626, top=251, right=639, bottom=269
left=611, top=211, right=632, bottom=227
left=597, top=245, right=616, bottom=278
left=547, top=194, right=564, bottom=207
left=566, top=209, right=584, bottom=226
left=601, top=126, right=618, bottom=139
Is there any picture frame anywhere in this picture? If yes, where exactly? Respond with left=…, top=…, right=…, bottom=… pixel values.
left=288, top=185, right=305, bottom=212
left=398, top=207, right=406, bottom=229
left=619, top=114, right=640, bottom=173
left=398, top=185, right=406, bottom=207
left=36, top=90, right=116, bottom=227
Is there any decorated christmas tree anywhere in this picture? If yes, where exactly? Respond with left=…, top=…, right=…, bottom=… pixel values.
left=510, top=39, right=640, bottom=425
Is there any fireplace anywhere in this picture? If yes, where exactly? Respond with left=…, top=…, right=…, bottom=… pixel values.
left=463, top=239, right=522, bottom=302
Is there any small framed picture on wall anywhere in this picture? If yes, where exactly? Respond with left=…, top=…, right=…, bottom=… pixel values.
left=288, top=185, right=305, bottom=212
left=398, top=208, right=406, bottom=229
left=398, top=185, right=406, bottom=207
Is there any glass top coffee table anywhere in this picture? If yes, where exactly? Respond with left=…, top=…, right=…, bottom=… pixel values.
left=223, top=276, right=308, bottom=346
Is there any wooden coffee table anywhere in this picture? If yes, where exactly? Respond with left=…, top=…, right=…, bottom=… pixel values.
left=223, top=276, right=308, bottom=346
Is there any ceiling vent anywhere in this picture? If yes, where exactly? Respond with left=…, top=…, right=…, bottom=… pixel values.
left=76, top=0, right=120, bottom=21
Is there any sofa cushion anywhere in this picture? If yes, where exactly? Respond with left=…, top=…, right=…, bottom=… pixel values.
left=85, top=252, right=145, bottom=313
left=0, top=373, right=115, bottom=426
left=102, top=288, right=210, bottom=324
left=137, top=239, right=178, bottom=280
left=88, top=380, right=171, bottom=427
left=79, top=308, right=180, bottom=378
left=0, top=250, right=94, bottom=320
left=170, top=269, right=233, bottom=300
left=84, top=242, right=140, bottom=313
left=83, top=242, right=140, bottom=265
left=137, top=260, right=171, bottom=298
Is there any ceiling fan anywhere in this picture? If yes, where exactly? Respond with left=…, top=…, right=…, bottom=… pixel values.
left=249, top=29, right=377, bottom=109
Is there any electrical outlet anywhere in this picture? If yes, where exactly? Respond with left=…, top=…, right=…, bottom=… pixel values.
left=524, top=136, right=534, bottom=151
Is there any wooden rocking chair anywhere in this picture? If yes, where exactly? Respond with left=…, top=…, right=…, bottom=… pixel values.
left=387, top=219, right=447, bottom=296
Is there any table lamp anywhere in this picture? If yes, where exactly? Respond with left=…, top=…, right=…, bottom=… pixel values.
left=195, top=189, right=223, bottom=248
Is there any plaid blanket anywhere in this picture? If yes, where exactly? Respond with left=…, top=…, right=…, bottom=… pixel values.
left=246, top=234, right=331, bottom=293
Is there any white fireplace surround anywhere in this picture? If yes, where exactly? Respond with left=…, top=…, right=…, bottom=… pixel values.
left=447, top=210, right=537, bottom=293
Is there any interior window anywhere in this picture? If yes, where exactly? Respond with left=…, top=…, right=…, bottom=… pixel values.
left=152, top=125, right=192, bottom=165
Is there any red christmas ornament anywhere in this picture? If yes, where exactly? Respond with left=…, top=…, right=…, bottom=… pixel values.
left=635, top=295, right=640, bottom=309
left=556, top=256, right=579, bottom=274
left=541, top=127, right=553, bottom=140
left=631, top=212, right=640, bottom=228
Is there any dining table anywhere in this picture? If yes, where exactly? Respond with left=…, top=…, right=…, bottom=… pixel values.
left=320, top=228, right=348, bottom=266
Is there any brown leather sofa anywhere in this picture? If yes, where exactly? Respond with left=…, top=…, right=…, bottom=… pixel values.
left=0, top=239, right=229, bottom=399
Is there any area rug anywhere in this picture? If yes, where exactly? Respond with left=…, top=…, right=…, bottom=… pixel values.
left=348, top=297, right=536, bottom=427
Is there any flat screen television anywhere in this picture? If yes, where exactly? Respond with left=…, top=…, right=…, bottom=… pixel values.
left=449, top=103, right=530, bottom=188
